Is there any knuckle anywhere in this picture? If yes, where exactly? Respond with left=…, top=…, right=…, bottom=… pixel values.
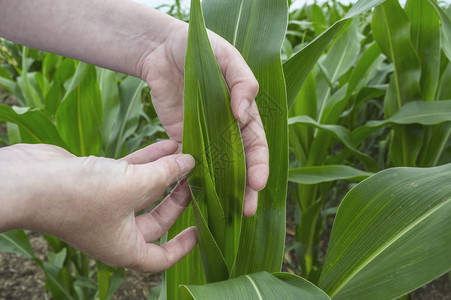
left=250, top=78, right=260, bottom=95
left=158, top=157, right=181, bottom=184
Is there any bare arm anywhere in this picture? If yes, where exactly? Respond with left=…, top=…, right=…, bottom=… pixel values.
left=0, top=0, right=269, bottom=218
left=0, top=0, right=170, bottom=77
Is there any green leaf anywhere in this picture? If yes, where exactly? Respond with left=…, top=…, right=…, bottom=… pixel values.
left=352, top=100, right=451, bottom=143
left=17, top=47, right=43, bottom=108
left=289, top=165, right=373, bottom=185
left=372, top=0, right=423, bottom=166
left=184, top=0, right=245, bottom=275
left=97, top=68, right=120, bottom=154
left=316, top=20, right=360, bottom=119
left=345, top=42, right=382, bottom=99
left=288, top=115, right=377, bottom=171
left=0, top=105, right=65, bottom=147
left=44, top=58, right=76, bottom=115
left=42, top=262, right=76, bottom=300
left=427, top=0, right=451, bottom=61
left=55, top=63, right=102, bottom=156
left=165, top=206, right=204, bottom=300
left=318, top=164, right=451, bottom=299
left=203, top=0, right=289, bottom=277
left=96, top=261, right=124, bottom=300
left=289, top=72, right=317, bottom=166
left=284, top=0, right=387, bottom=109
left=311, top=4, right=328, bottom=35
left=406, top=0, right=440, bottom=101
left=0, top=230, right=35, bottom=259
left=180, top=271, right=331, bottom=300
left=372, top=0, right=422, bottom=114
left=108, top=76, right=146, bottom=158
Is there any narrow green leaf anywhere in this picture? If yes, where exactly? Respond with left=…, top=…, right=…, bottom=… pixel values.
left=406, top=0, right=440, bottom=101
left=372, top=0, right=423, bottom=166
left=55, top=64, right=102, bottom=156
left=352, top=100, right=451, bottom=143
left=289, top=165, right=372, bottom=185
left=288, top=115, right=377, bottom=171
left=319, top=164, right=451, bottom=299
left=345, top=43, right=382, bottom=99
left=0, top=105, right=65, bottom=147
left=0, top=230, right=35, bottom=259
left=97, top=68, right=120, bottom=155
left=111, top=76, right=145, bottom=158
left=427, top=0, right=451, bottom=61
left=316, top=20, right=360, bottom=119
left=284, top=0, right=387, bottom=109
left=42, top=262, right=77, bottom=300
left=184, top=0, right=245, bottom=273
left=372, top=0, right=422, bottom=115
left=180, top=271, right=331, bottom=300
left=203, top=0, right=289, bottom=276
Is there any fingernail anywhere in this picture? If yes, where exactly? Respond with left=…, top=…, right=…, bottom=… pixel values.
left=176, top=154, right=195, bottom=176
left=238, top=99, right=251, bottom=124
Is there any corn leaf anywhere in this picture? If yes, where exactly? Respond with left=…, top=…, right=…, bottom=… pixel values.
left=288, top=115, right=377, bottom=171
left=283, top=0, right=387, bottom=109
left=372, top=0, right=423, bottom=166
left=97, top=68, right=120, bottom=154
left=109, top=76, right=146, bottom=158
left=55, top=63, right=102, bottom=156
left=427, top=0, right=451, bottom=61
left=289, top=165, right=373, bottom=185
left=0, top=105, right=65, bottom=147
left=406, top=0, right=440, bottom=101
left=180, top=271, right=331, bottom=300
left=0, top=230, right=35, bottom=259
left=318, top=164, right=451, bottom=299
left=166, top=0, right=246, bottom=296
left=316, top=20, right=360, bottom=120
left=352, top=100, right=451, bottom=143
left=203, top=0, right=289, bottom=276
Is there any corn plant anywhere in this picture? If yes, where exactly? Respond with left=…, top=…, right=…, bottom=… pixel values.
left=0, top=46, right=163, bottom=299
left=165, top=0, right=451, bottom=298
left=283, top=0, right=451, bottom=282
left=180, top=163, right=451, bottom=299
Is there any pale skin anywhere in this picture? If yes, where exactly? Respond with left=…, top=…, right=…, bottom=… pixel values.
left=0, top=0, right=269, bottom=272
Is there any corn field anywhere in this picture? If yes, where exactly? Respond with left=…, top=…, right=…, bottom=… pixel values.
left=0, top=0, right=450, bottom=299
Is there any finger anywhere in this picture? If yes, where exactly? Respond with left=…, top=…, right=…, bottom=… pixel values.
left=135, top=179, right=191, bottom=241
left=131, top=153, right=195, bottom=205
left=130, top=227, right=197, bottom=273
left=120, top=140, right=178, bottom=165
left=216, top=45, right=259, bottom=125
left=241, top=101, right=269, bottom=192
left=243, top=186, right=258, bottom=217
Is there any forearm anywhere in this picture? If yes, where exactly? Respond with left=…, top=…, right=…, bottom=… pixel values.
left=0, top=163, right=31, bottom=232
left=0, top=0, right=178, bottom=78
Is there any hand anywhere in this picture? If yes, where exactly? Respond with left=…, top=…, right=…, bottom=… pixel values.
left=139, top=19, right=269, bottom=217
left=0, top=141, right=197, bottom=273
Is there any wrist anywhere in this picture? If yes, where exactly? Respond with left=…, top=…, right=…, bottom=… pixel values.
left=135, top=12, right=187, bottom=82
left=0, top=165, right=33, bottom=232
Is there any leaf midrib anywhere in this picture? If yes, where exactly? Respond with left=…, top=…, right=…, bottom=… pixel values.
left=328, top=197, right=451, bottom=297
left=245, top=275, right=263, bottom=300
left=0, top=233, right=34, bottom=258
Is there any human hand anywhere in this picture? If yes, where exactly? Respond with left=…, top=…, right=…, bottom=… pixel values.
left=0, top=141, right=197, bottom=273
left=139, top=19, right=269, bottom=217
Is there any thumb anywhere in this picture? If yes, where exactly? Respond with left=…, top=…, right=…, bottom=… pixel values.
left=129, top=153, right=195, bottom=206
